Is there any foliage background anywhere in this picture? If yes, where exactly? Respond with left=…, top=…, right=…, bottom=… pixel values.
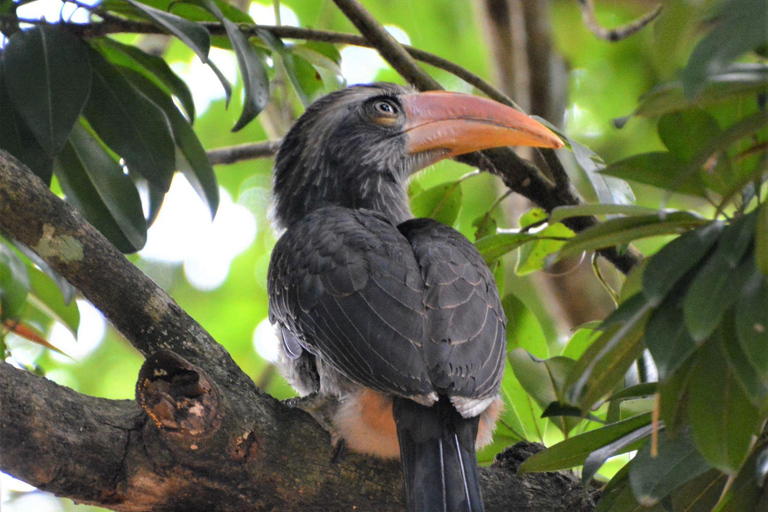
left=0, top=0, right=765, bottom=510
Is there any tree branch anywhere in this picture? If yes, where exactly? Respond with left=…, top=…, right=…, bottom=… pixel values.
left=577, top=0, right=663, bottom=42
left=207, top=140, right=281, bottom=165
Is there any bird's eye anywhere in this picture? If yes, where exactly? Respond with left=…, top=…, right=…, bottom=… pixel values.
left=369, top=99, right=400, bottom=125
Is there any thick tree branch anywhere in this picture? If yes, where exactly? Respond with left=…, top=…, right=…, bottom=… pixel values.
left=0, top=151, right=600, bottom=510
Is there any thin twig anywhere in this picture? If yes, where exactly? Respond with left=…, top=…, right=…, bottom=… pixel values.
left=207, top=140, right=281, bottom=165
left=577, top=0, right=663, bottom=42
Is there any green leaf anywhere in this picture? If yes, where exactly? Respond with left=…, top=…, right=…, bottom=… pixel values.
left=567, top=294, right=652, bottom=411
left=570, top=139, right=635, bottom=206
left=601, top=152, right=707, bottom=197
left=474, top=232, right=537, bottom=265
left=561, top=326, right=600, bottom=360
left=657, top=109, right=721, bottom=162
left=644, top=291, right=697, bottom=381
left=582, top=423, right=653, bottom=487
left=11, top=241, right=75, bottom=305
left=629, top=429, right=712, bottom=506
left=471, top=212, right=498, bottom=240
left=682, top=0, right=768, bottom=98
left=502, top=294, right=548, bottom=357
left=0, top=243, right=30, bottom=320
left=683, top=215, right=758, bottom=341
left=714, top=441, right=768, bottom=512
left=757, top=204, right=768, bottom=277
left=688, top=332, right=762, bottom=473
left=410, top=182, right=462, bottom=226
left=556, top=212, right=707, bottom=263
left=3, top=26, right=91, bottom=157
left=126, top=0, right=211, bottom=63
left=518, top=412, right=651, bottom=473
left=549, top=204, right=659, bottom=224
left=642, top=222, right=725, bottom=305
left=508, top=349, right=578, bottom=434
left=55, top=124, right=147, bottom=253
left=617, top=64, right=768, bottom=122
left=658, top=356, right=694, bottom=436
left=496, top=356, right=549, bottom=444
left=0, top=60, right=53, bottom=183
left=721, top=309, right=768, bottom=407
left=519, top=207, right=547, bottom=228
left=194, top=0, right=269, bottom=131
left=27, top=267, right=80, bottom=335
left=205, top=58, right=233, bottom=106
left=94, top=38, right=196, bottom=122
left=670, top=468, right=728, bottom=512
left=254, top=27, right=311, bottom=107
left=736, top=274, right=768, bottom=380
left=120, top=67, right=219, bottom=219
left=83, top=47, right=176, bottom=192
left=516, top=222, right=573, bottom=275
left=605, top=382, right=658, bottom=424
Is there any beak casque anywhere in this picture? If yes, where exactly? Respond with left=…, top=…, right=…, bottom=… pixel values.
left=401, top=91, right=564, bottom=159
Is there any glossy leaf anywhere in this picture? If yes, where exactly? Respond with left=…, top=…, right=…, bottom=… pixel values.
left=601, top=152, right=707, bottom=197
left=94, top=38, right=196, bottom=122
left=736, top=274, right=768, bottom=380
left=255, top=27, right=311, bottom=107
left=55, top=124, right=147, bottom=253
left=582, top=423, right=654, bottom=487
left=570, top=139, right=635, bottom=206
left=629, top=429, right=712, bottom=506
left=518, top=412, right=651, bottom=473
left=657, top=109, right=720, bottom=162
left=683, top=215, right=758, bottom=341
left=644, top=290, right=697, bottom=381
left=126, top=0, right=211, bottom=63
left=567, top=295, right=652, bottom=411
left=605, top=382, right=657, bottom=424
left=642, top=222, right=724, bottom=305
left=682, top=0, right=768, bottom=98
left=658, top=356, right=694, bottom=436
left=121, top=67, right=219, bottom=218
left=515, top=222, right=573, bottom=275
left=410, top=182, right=462, bottom=226
left=713, top=441, right=768, bottom=511
left=721, top=309, right=768, bottom=407
left=556, top=212, right=707, bottom=263
left=670, top=468, right=727, bottom=512
left=83, top=47, right=176, bottom=192
left=27, top=267, right=80, bottom=336
left=688, top=333, right=762, bottom=473
left=0, top=243, right=29, bottom=320
left=0, top=60, right=53, bottom=183
left=561, top=326, right=600, bottom=360
left=475, top=232, right=537, bottom=264
left=549, top=204, right=658, bottom=224
left=3, top=26, right=91, bottom=158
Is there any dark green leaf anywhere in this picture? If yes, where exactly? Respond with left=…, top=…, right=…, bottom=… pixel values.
left=642, top=222, right=724, bottom=305
left=601, top=152, right=707, bottom=197
left=94, top=38, right=196, bottom=122
left=736, top=273, right=768, bottom=380
left=713, top=440, right=768, bottom=511
left=475, top=232, right=537, bottom=265
left=567, top=295, right=652, bottom=410
left=757, top=204, right=768, bottom=277
left=605, top=382, right=658, bottom=424
left=657, top=109, right=720, bottom=162
left=27, top=267, right=80, bottom=335
left=206, top=58, right=233, bottom=106
left=518, top=412, right=651, bottom=473
left=658, top=356, right=694, bottom=436
left=3, top=26, right=91, bottom=157
left=83, top=47, right=176, bottom=192
left=618, top=64, right=768, bottom=122
left=255, top=27, right=311, bottom=107
left=721, top=308, right=768, bottom=407
left=120, top=67, right=219, bottom=218
left=629, top=429, right=712, bottom=506
left=644, top=291, right=697, bottom=381
left=683, top=213, right=758, bottom=341
left=410, top=182, right=462, bottom=226
left=0, top=242, right=30, bottom=320
left=582, top=423, right=654, bottom=487
left=688, top=333, right=762, bottom=473
left=0, top=60, right=53, bottom=183
left=556, top=212, right=707, bottom=263
left=682, top=0, right=768, bottom=98
left=126, top=0, right=211, bottom=63
left=670, top=468, right=727, bottom=512
left=55, top=124, right=147, bottom=253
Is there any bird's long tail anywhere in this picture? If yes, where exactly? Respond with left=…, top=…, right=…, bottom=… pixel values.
left=393, top=396, right=483, bottom=512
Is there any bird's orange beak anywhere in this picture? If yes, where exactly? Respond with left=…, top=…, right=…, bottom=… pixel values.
left=401, top=91, right=563, bottom=161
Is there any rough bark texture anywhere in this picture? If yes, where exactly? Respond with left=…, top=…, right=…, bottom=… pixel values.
left=0, top=150, right=600, bottom=510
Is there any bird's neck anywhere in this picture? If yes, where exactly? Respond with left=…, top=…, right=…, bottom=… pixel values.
left=274, top=163, right=413, bottom=230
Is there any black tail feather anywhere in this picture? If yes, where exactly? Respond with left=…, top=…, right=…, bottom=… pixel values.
left=393, top=397, right=483, bottom=512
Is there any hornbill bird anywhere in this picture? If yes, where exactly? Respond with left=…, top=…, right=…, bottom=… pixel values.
left=268, top=83, right=562, bottom=511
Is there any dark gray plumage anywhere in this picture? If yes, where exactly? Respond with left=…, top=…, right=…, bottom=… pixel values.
left=266, top=83, right=564, bottom=511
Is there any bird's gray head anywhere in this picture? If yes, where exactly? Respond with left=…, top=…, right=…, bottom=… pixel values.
left=272, top=83, right=563, bottom=229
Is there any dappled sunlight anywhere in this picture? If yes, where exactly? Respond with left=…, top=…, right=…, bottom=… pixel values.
left=48, top=300, right=106, bottom=363
left=248, top=2, right=299, bottom=26
left=140, top=175, right=257, bottom=291
left=252, top=317, right=280, bottom=363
